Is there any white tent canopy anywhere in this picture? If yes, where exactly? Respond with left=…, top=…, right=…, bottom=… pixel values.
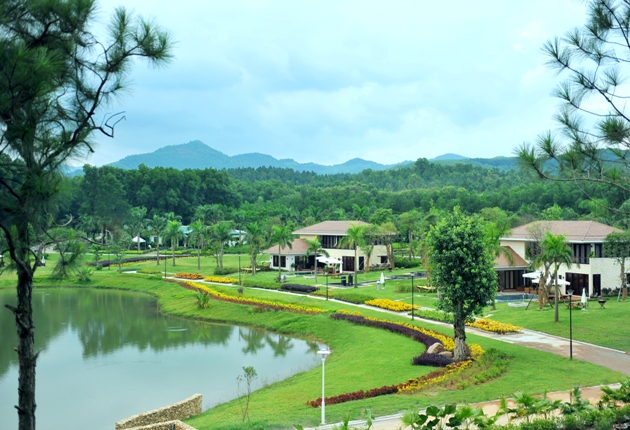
left=316, top=256, right=341, bottom=265
left=132, top=235, right=146, bottom=243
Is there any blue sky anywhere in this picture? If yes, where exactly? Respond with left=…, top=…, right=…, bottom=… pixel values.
left=85, top=0, right=587, bottom=167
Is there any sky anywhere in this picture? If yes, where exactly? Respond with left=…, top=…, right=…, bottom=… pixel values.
left=83, top=0, right=588, bottom=167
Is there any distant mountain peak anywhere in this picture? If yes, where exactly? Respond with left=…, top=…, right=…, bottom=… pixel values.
left=107, top=140, right=407, bottom=174
left=431, top=153, right=469, bottom=161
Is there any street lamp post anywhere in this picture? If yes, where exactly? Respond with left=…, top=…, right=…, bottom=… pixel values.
left=317, top=348, right=331, bottom=425
left=411, top=274, right=415, bottom=321
left=325, top=266, right=329, bottom=301
left=164, top=254, right=167, bottom=278
left=567, top=288, right=574, bottom=360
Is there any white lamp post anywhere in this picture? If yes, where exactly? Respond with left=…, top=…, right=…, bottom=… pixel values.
left=317, top=348, right=331, bottom=425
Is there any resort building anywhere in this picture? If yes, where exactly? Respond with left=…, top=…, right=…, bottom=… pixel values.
left=498, top=220, right=624, bottom=296
left=262, top=220, right=388, bottom=273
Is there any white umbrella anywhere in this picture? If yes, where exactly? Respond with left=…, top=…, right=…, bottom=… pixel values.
left=522, top=271, right=542, bottom=279
left=380, top=272, right=385, bottom=288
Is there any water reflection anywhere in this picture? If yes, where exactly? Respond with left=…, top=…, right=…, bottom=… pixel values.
left=0, top=288, right=320, bottom=430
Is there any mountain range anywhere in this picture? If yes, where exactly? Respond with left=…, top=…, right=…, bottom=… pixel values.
left=64, top=140, right=519, bottom=175
left=106, top=140, right=415, bottom=174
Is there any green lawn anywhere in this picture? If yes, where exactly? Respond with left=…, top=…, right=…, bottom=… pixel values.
left=1, top=262, right=626, bottom=429
left=1, top=256, right=629, bottom=428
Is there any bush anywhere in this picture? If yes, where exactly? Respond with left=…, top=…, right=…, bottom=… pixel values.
left=393, top=257, right=420, bottom=269
left=412, top=353, right=453, bottom=367
left=334, top=291, right=376, bottom=304
left=281, top=284, right=318, bottom=293
left=214, top=267, right=238, bottom=275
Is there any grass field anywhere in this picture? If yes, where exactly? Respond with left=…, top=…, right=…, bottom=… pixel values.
left=0, top=254, right=628, bottom=429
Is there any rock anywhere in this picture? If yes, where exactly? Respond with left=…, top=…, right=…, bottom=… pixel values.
left=439, top=351, right=453, bottom=358
left=427, top=343, right=444, bottom=354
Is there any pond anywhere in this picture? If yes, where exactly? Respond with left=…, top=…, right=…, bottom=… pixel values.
left=0, top=288, right=323, bottom=430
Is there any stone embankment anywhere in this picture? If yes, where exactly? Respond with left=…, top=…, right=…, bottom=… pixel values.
left=115, top=394, right=201, bottom=430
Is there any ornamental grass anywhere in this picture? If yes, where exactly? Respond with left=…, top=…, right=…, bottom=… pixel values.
left=365, top=298, right=420, bottom=312
left=185, top=281, right=326, bottom=314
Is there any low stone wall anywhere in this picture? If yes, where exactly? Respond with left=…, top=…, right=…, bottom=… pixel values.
left=115, top=394, right=202, bottom=430
left=123, top=420, right=196, bottom=430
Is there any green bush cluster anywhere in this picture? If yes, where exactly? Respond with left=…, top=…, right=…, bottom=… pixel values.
left=393, top=258, right=421, bottom=268
left=214, top=267, right=238, bottom=276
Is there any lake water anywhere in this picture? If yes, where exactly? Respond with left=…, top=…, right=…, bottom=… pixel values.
left=0, top=288, right=322, bottom=430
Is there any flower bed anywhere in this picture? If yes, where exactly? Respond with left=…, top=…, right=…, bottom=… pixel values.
left=414, top=309, right=522, bottom=334
left=307, top=312, right=484, bottom=407
left=175, top=272, right=204, bottom=280
left=365, top=298, right=419, bottom=312
left=467, top=318, right=523, bottom=334
left=184, top=281, right=326, bottom=314
left=204, top=276, right=237, bottom=284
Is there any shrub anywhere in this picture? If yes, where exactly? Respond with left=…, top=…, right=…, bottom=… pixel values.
left=214, top=267, right=238, bottom=275
left=175, top=272, right=204, bottom=280
left=393, top=257, right=420, bottom=268
left=334, top=291, right=376, bottom=304
left=137, top=269, right=162, bottom=275
left=412, top=353, right=453, bottom=367
left=281, top=284, right=318, bottom=293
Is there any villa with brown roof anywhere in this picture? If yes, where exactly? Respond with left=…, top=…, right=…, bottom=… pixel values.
left=499, top=220, right=623, bottom=296
left=262, top=220, right=387, bottom=274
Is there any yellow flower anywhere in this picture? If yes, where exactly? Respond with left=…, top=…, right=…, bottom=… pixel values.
left=365, top=298, right=420, bottom=312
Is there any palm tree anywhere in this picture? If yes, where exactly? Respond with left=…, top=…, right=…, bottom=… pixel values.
left=195, top=204, right=223, bottom=226
left=245, top=222, right=267, bottom=276
left=163, top=220, right=184, bottom=266
left=148, top=214, right=167, bottom=265
left=340, top=223, right=365, bottom=286
left=212, top=221, right=233, bottom=270
left=304, top=237, right=328, bottom=283
left=271, top=225, right=295, bottom=281
left=127, top=206, right=148, bottom=251
left=540, top=232, right=574, bottom=323
left=188, top=219, right=206, bottom=271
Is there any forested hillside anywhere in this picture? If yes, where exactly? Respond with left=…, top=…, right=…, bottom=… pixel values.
left=59, top=157, right=629, bottom=230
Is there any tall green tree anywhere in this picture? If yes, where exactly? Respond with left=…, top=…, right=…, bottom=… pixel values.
left=304, top=237, right=328, bottom=283
left=127, top=206, right=148, bottom=251
left=270, top=225, right=294, bottom=281
left=244, top=222, right=267, bottom=276
left=540, top=232, right=574, bottom=323
left=0, top=2, right=171, bottom=428
left=603, top=231, right=630, bottom=301
left=516, top=0, right=630, bottom=217
left=163, top=220, right=184, bottom=266
left=188, top=220, right=207, bottom=271
left=148, top=215, right=167, bottom=265
left=426, top=209, right=497, bottom=361
left=340, top=223, right=365, bottom=286
left=399, top=210, right=422, bottom=261
left=212, top=221, right=233, bottom=270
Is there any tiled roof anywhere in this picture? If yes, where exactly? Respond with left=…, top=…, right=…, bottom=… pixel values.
left=505, top=220, right=621, bottom=243
left=494, top=246, right=528, bottom=268
left=262, top=238, right=310, bottom=255
left=293, top=220, right=369, bottom=236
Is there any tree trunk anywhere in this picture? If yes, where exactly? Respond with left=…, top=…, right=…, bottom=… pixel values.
left=538, top=278, right=546, bottom=310
left=197, top=245, right=201, bottom=271
left=621, top=261, right=627, bottom=301
left=387, top=244, right=395, bottom=270
left=137, top=233, right=141, bottom=252
left=354, top=246, right=358, bottom=287
left=554, top=276, right=560, bottom=323
left=250, top=254, right=257, bottom=276
left=7, top=268, right=37, bottom=430
left=156, top=241, right=160, bottom=265
left=453, top=312, right=467, bottom=362
left=277, top=245, right=282, bottom=281
left=172, top=239, right=176, bottom=266
left=408, top=230, right=413, bottom=261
